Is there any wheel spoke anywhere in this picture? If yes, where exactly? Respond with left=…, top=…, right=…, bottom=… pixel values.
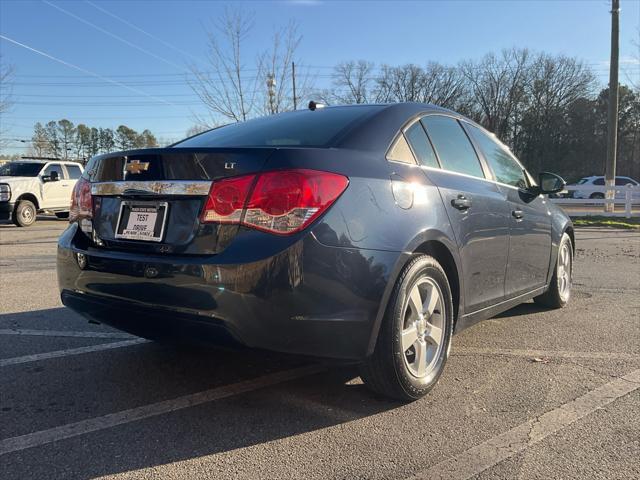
left=401, top=326, right=419, bottom=351
left=408, top=285, right=423, bottom=318
left=425, top=323, right=442, bottom=347
left=414, top=340, right=427, bottom=377
left=424, top=285, right=439, bottom=315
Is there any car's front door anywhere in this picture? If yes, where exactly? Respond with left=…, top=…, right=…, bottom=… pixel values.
left=40, top=163, right=68, bottom=209
left=464, top=123, right=552, bottom=297
left=418, top=115, right=511, bottom=313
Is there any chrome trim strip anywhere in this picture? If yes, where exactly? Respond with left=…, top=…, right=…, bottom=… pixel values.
left=92, top=181, right=212, bottom=196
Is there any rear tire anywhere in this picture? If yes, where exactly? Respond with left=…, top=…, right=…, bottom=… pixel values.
left=534, top=233, right=573, bottom=308
left=360, top=255, right=454, bottom=401
left=55, top=212, right=69, bottom=219
left=589, top=192, right=604, bottom=199
left=12, top=200, right=37, bottom=227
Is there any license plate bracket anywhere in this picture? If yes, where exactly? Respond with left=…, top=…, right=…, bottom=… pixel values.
left=115, top=201, right=168, bottom=242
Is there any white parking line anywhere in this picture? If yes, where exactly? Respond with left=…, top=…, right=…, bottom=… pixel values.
left=0, top=339, right=147, bottom=367
left=408, top=368, right=640, bottom=480
left=0, top=365, right=324, bottom=456
left=453, top=347, right=640, bottom=362
left=0, top=329, right=135, bottom=340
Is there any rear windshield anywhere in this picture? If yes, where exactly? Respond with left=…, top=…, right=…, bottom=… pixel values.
left=173, top=106, right=383, bottom=148
left=0, top=162, right=45, bottom=177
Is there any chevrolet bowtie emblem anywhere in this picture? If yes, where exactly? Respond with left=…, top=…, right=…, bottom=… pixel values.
left=124, top=159, right=150, bottom=175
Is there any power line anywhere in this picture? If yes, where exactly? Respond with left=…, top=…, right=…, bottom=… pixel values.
left=42, top=0, right=187, bottom=72
left=0, top=34, right=178, bottom=107
left=84, top=0, right=205, bottom=65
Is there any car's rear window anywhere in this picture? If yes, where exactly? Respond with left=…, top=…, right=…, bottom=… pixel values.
left=173, top=106, right=384, bottom=148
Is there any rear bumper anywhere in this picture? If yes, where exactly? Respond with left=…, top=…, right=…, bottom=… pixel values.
left=57, top=223, right=400, bottom=360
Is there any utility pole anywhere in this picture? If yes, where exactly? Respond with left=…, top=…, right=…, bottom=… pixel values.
left=292, top=61, right=297, bottom=110
left=605, top=0, right=620, bottom=213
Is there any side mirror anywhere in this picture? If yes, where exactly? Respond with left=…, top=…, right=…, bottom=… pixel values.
left=43, top=171, right=59, bottom=182
left=537, top=172, right=565, bottom=194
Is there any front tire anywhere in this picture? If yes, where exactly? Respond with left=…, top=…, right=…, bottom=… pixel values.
left=534, top=233, right=573, bottom=308
left=360, top=255, right=454, bottom=401
left=12, top=200, right=37, bottom=227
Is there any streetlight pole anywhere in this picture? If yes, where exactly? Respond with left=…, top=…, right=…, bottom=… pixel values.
left=605, top=0, right=620, bottom=213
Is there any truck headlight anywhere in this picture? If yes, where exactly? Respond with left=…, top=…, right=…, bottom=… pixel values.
left=0, top=184, right=10, bottom=202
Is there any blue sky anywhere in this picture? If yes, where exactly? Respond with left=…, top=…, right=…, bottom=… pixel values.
left=1, top=0, right=639, bottom=155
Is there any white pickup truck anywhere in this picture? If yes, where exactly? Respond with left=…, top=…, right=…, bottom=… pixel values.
left=0, top=160, right=84, bottom=227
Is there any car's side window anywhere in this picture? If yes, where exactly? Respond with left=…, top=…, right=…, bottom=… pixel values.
left=42, top=163, right=64, bottom=179
left=65, top=165, right=83, bottom=179
left=593, top=178, right=605, bottom=186
left=466, top=124, right=528, bottom=189
left=386, top=133, right=417, bottom=164
left=404, top=121, right=439, bottom=168
left=615, top=177, right=636, bottom=186
left=420, top=115, right=485, bottom=178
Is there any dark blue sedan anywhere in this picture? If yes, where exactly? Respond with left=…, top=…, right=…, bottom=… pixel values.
left=57, top=102, right=573, bottom=400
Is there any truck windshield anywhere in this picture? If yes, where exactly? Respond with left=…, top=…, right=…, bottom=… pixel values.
left=0, top=162, right=45, bottom=177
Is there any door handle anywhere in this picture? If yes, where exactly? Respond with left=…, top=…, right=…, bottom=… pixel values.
left=451, top=195, right=472, bottom=211
left=512, top=209, right=524, bottom=219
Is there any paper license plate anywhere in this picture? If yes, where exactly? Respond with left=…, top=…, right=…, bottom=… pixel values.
left=115, top=202, right=168, bottom=242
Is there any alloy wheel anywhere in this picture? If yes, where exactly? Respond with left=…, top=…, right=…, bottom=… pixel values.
left=557, top=241, right=572, bottom=301
left=401, top=277, right=445, bottom=379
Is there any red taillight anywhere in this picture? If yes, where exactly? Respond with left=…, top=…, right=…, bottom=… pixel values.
left=201, top=174, right=256, bottom=223
left=69, top=176, right=93, bottom=223
left=201, top=169, right=349, bottom=235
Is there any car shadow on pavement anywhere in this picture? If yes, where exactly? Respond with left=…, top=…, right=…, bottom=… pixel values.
left=494, top=301, right=548, bottom=318
left=0, top=307, right=402, bottom=479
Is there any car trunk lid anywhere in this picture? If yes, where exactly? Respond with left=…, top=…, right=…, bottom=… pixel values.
left=87, top=147, right=274, bottom=255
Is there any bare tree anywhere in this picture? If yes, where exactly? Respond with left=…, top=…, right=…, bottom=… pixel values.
left=323, top=60, right=376, bottom=104
left=185, top=124, right=211, bottom=137
left=375, top=64, right=425, bottom=102
left=527, top=54, right=595, bottom=112
left=460, top=48, right=531, bottom=141
left=189, top=8, right=259, bottom=122
left=516, top=54, right=596, bottom=173
left=419, top=62, right=469, bottom=109
left=257, top=21, right=310, bottom=114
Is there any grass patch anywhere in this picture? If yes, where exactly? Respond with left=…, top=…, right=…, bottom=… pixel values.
left=572, top=216, right=640, bottom=229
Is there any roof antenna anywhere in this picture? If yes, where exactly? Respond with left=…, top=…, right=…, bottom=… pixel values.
left=308, top=101, right=325, bottom=111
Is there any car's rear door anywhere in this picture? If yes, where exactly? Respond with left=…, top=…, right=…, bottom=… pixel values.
left=417, top=114, right=510, bottom=313
left=59, top=164, right=81, bottom=208
left=464, top=123, right=551, bottom=298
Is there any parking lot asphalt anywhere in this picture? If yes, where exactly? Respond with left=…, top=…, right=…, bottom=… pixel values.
left=0, top=218, right=638, bottom=480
